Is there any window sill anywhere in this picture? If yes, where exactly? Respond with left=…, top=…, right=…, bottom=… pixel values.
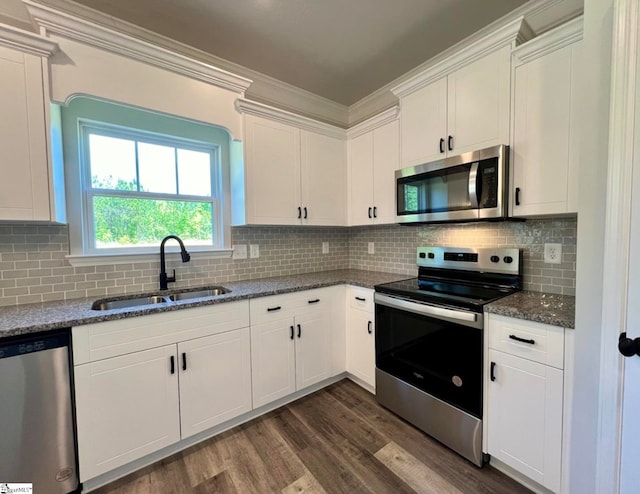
left=66, top=248, right=233, bottom=267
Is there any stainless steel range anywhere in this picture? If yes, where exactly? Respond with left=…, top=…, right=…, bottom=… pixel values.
left=374, top=246, right=521, bottom=466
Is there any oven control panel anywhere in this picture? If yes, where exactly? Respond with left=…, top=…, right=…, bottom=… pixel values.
left=417, top=246, right=520, bottom=275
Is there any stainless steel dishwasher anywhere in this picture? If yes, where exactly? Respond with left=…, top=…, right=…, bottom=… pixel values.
left=0, top=330, right=79, bottom=493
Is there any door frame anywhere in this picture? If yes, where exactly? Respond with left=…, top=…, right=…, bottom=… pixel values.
left=595, top=0, right=640, bottom=491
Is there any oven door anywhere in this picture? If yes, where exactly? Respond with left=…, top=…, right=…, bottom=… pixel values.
left=374, top=293, right=483, bottom=418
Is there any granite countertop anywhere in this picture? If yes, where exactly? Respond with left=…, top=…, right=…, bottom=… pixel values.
left=0, top=269, right=411, bottom=338
left=484, top=290, right=575, bottom=329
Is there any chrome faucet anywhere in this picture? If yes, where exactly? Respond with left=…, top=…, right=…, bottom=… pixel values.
left=159, top=235, right=191, bottom=290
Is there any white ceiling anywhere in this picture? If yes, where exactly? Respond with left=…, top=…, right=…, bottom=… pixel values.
left=3, top=0, right=534, bottom=105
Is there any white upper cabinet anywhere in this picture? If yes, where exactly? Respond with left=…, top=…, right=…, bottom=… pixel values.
left=348, top=108, right=400, bottom=226
left=0, top=28, right=64, bottom=223
left=511, top=18, right=583, bottom=217
left=397, top=46, right=511, bottom=167
left=235, top=100, right=347, bottom=226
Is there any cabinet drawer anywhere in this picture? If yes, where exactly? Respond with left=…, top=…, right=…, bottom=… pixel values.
left=488, top=314, right=565, bottom=369
left=250, top=288, right=329, bottom=325
left=73, top=300, right=250, bottom=364
left=347, top=286, right=374, bottom=312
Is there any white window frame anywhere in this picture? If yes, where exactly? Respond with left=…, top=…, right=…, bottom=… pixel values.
left=77, top=120, right=224, bottom=256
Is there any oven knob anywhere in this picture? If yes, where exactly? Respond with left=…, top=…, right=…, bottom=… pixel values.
left=490, top=255, right=500, bottom=263
left=419, top=252, right=426, bottom=258
left=503, top=256, right=513, bottom=264
left=428, top=253, right=435, bottom=259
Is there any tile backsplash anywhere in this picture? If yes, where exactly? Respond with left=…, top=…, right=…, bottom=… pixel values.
left=0, top=217, right=576, bottom=306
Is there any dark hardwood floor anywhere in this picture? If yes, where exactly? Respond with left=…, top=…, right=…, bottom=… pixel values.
left=92, top=379, right=531, bottom=494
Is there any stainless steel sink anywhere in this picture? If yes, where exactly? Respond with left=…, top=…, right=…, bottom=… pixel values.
left=91, top=295, right=169, bottom=310
left=168, top=286, right=230, bottom=301
left=91, top=286, right=230, bottom=310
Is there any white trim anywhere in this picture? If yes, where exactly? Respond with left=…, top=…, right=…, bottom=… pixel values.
left=512, top=16, right=584, bottom=66
left=22, top=0, right=253, bottom=94
left=0, top=22, right=58, bottom=56
left=346, top=106, right=399, bottom=139
left=235, top=98, right=347, bottom=139
left=596, top=0, right=640, bottom=492
left=390, top=17, right=526, bottom=98
left=66, top=248, right=233, bottom=267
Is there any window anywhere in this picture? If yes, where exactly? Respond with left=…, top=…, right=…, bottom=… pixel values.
left=79, top=121, right=222, bottom=254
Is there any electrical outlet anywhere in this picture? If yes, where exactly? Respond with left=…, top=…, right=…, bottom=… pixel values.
left=232, top=244, right=247, bottom=260
left=250, top=244, right=260, bottom=258
left=544, top=243, right=562, bottom=264
left=322, top=242, right=329, bottom=254
left=368, top=242, right=375, bottom=254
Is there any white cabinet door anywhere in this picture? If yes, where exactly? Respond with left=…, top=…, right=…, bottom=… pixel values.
left=251, top=319, right=296, bottom=408
left=0, top=46, right=51, bottom=221
left=447, top=46, right=511, bottom=156
left=294, top=309, right=332, bottom=390
left=74, top=345, right=180, bottom=481
left=244, top=114, right=301, bottom=225
left=400, top=77, right=448, bottom=166
left=346, top=308, right=375, bottom=390
left=487, top=349, right=563, bottom=493
left=178, top=328, right=252, bottom=439
left=372, top=119, right=400, bottom=225
left=348, top=131, right=374, bottom=226
left=301, top=130, right=346, bottom=226
left=512, top=42, right=581, bottom=217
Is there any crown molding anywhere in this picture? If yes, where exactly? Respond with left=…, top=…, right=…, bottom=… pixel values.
left=22, top=0, right=253, bottom=94
left=235, top=99, right=346, bottom=140
left=512, top=15, right=583, bottom=65
left=391, top=17, right=526, bottom=98
left=0, top=21, right=57, bottom=56
left=346, top=106, right=399, bottom=139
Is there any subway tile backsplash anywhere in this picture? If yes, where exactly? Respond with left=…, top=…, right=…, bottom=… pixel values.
left=0, top=218, right=576, bottom=306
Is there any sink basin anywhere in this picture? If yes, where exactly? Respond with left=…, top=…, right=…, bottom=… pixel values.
left=91, top=295, right=169, bottom=310
left=168, top=286, right=230, bottom=301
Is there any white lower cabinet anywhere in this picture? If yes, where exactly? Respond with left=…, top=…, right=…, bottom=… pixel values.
left=345, top=286, right=375, bottom=390
left=73, top=302, right=251, bottom=481
left=486, top=314, right=566, bottom=493
left=250, top=289, right=333, bottom=408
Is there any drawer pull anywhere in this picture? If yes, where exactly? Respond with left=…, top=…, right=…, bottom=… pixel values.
left=308, top=299, right=320, bottom=304
left=490, top=361, right=496, bottom=382
left=267, top=306, right=282, bottom=312
left=355, top=296, right=366, bottom=302
left=509, top=334, right=535, bottom=345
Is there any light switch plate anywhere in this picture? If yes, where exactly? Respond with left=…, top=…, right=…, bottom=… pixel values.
left=368, top=242, right=375, bottom=254
left=544, top=243, right=562, bottom=264
left=250, top=244, right=260, bottom=258
left=322, top=242, right=329, bottom=254
left=233, top=244, right=247, bottom=260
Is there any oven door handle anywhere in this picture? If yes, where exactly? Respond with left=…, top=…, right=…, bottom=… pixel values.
left=374, top=293, right=477, bottom=323
left=468, top=161, right=480, bottom=209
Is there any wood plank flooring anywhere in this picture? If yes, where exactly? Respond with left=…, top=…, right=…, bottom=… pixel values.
left=92, top=379, right=531, bottom=494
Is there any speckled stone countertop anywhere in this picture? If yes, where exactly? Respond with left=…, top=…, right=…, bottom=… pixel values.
left=484, top=291, right=575, bottom=329
left=0, top=269, right=411, bottom=338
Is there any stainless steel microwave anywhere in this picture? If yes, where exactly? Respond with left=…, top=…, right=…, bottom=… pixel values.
left=395, top=144, right=509, bottom=224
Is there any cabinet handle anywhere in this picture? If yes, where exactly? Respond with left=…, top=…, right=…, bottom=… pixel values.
left=515, top=187, right=521, bottom=206
left=368, top=207, right=372, bottom=219
left=297, top=324, right=301, bottom=338
left=490, top=361, right=496, bottom=382
left=304, top=207, right=308, bottom=219
left=509, top=334, right=535, bottom=345
left=367, top=321, right=372, bottom=334
left=298, top=206, right=302, bottom=219
left=439, top=138, right=445, bottom=153
left=448, top=135, right=453, bottom=151
left=355, top=296, right=366, bottom=302
left=267, top=306, right=282, bottom=312
left=373, top=206, right=377, bottom=218
left=170, top=355, right=175, bottom=375
left=308, top=299, right=320, bottom=304
left=182, top=352, right=187, bottom=371
left=290, top=325, right=295, bottom=340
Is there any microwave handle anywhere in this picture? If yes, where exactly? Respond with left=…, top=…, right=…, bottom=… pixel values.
left=468, top=162, right=480, bottom=208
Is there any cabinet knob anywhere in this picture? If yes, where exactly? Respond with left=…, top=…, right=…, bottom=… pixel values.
left=618, top=332, right=640, bottom=357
